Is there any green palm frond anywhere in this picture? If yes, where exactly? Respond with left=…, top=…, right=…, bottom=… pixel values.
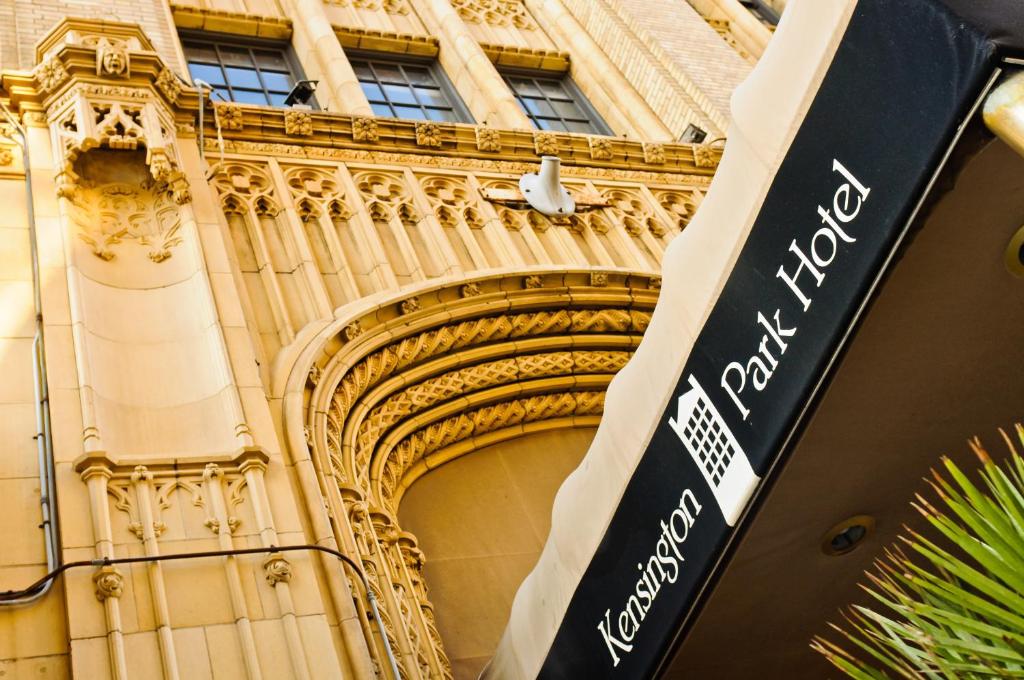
left=812, top=424, right=1024, bottom=679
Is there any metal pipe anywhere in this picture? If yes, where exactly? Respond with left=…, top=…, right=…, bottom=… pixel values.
left=0, top=543, right=402, bottom=679
left=0, top=100, right=61, bottom=607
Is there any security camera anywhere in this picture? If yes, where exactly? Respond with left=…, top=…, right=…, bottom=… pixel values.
left=284, top=80, right=319, bottom=107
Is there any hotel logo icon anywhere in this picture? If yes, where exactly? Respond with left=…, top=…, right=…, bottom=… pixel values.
left=668, top=375, right=760, bottom=525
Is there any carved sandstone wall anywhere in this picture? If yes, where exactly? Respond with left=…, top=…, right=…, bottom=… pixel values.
left=0, top=0, right=750, bottom=676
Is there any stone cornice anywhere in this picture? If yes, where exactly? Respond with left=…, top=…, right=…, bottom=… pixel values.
left=171, top=4, right=293, bottom=40
left=334, top=25, right=439, bottom=57
left=479, top=42, right=570, bottom=71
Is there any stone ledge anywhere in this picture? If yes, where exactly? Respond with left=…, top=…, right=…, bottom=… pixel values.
left=479, top=42, right=570, bottom=72
left=334, top=25, right=439, bottom=57
left=170, top=4, right=293, bottom=40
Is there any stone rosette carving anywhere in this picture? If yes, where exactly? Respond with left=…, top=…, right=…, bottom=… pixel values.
left=534, top=132, right=559, bottom=156
left=475, top=126, right=501, bottom=152
left=694, top=144, right=716, bottom=167
left=589, top=136, right=614, bottom=161
left=643, top=142, right=666, bottom=165
left=352, top=116, right=379, bottom=142
left=284, top=110, right=313, bottom=136
left=34, top=56, right=69, bottom=94
left=263, top=556, right=293, bottom=586
left=155, top=68, right=182, bottom=103
left=93, top=565, right=125, bottom=601
left=214, top=103, right=244, bottom=131
left=415, top=122, right=442, bottom=148
left=590, top=272, right=609, bottom=287
left=524, top=274, right=543, bottom=289
left=0, top=148, right=13, bottom=166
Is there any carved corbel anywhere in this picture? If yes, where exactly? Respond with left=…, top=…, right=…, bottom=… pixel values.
left=93, top=565, right=125, bottom=601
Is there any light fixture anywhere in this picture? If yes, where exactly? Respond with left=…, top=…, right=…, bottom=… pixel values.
left=821, top=515, right=875, bottom=556
left=518, top=156, right=576, bottom=216
left=679, top=123, right=708, bottom=144
left=284, top=79, right=318, bottom=107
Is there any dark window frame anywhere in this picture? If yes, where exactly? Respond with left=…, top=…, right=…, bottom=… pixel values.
left=347, top=50, right=474, bottom=124
left=180, top=31, right=314, bottom=109
left=499, top=68, right=612, bottom=136
left=738, top=0, right=780, bottom=26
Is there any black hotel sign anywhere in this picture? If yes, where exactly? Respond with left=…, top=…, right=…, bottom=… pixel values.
left=538, top=0, right=1016, bottom=677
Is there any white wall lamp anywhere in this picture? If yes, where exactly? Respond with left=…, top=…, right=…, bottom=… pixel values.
left=518, top=155, right=575, bottom=216
left=484, top=155, right=608, bottom=216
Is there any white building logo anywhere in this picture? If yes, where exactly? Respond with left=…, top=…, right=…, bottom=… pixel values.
left=668, top=375, right=760, bottom=526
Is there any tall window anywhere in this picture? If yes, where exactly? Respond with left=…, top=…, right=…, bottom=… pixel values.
left=350, top=55, right=472, bottom=123
left=183, top=36, right=307, bottom=107
left=501, top=71, right=611, bottom=135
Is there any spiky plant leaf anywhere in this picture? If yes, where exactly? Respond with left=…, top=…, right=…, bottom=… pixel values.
left=813, top=426, right=1024, bottom=678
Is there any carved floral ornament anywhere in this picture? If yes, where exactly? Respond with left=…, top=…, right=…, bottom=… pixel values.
left=295, top=272, right=660, bottom=678
left=48, top=87, right=192, bottom=262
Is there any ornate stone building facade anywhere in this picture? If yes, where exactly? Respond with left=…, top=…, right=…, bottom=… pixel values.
left=0, top=0, right=773, bottom=677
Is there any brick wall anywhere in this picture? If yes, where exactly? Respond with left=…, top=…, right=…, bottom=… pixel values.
left=9, top=0, right=178, bottom=69
left=563, top=0, right=752, bottom=136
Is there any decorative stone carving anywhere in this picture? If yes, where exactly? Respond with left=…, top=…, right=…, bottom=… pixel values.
left=283, top=166, right=343, bottom=220
left=0, top=148, right=13, bottom=166
left=325, top=0, right=410, bottom=13
left=400, top=296, right=421, bottom=315
left=643, top=142, right=666, bottom=165
left=460, top=282, right=481, bottom=298
left=589, top=136, right=613, bottom=161
left=343, top=321, right=363, bottom=341
left=450, top=0, right=536, bottom=29
left=206, top=139, right=715, bottom=187
left=655, top=189, right=698, bottom=230
left=214, top=102, right=244, bottom=131
left=352, top=116, right=379, bottom=142
left=93, top=566, right=125, bottom=601
left=602, top=187, right=669, bottom=239
left=155, top=68, right=182, bottom=103
left=649, top=275, right=662, bottom=289
left=34, top=56, right=69, bottom=94
left=694, top=143, right=716, bottom=167
left=67, top=181, right=183, bottom=262
left=475, top=126, right=501, bottom=152
left=590, top=272, right=609, bottom=287
left=284, top=110, right=313, bottom=136
left=263, top=556, right=293, bottom=585
left=533, top=131, right=559, bottom=156
left=308, top=364, right=323, bottom=386
left=94, top=38, right=130, bottom=78
left=524, top=274, right=543, bottom=288
left=415, top=122, right=442, bottom=148
left=211, top=162, right=281, bottom=218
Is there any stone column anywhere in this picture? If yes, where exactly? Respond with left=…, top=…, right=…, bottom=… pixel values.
left=287, top=0, right=372, bottom=115
left=708, top=0, right=773, bottom=58
left=418, top=0, right=533, bottom=129
left=525, top=0, right=674, bottom=141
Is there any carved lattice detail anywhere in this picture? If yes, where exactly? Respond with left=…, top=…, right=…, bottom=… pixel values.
left=450, top=0, right=536, bottom=28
